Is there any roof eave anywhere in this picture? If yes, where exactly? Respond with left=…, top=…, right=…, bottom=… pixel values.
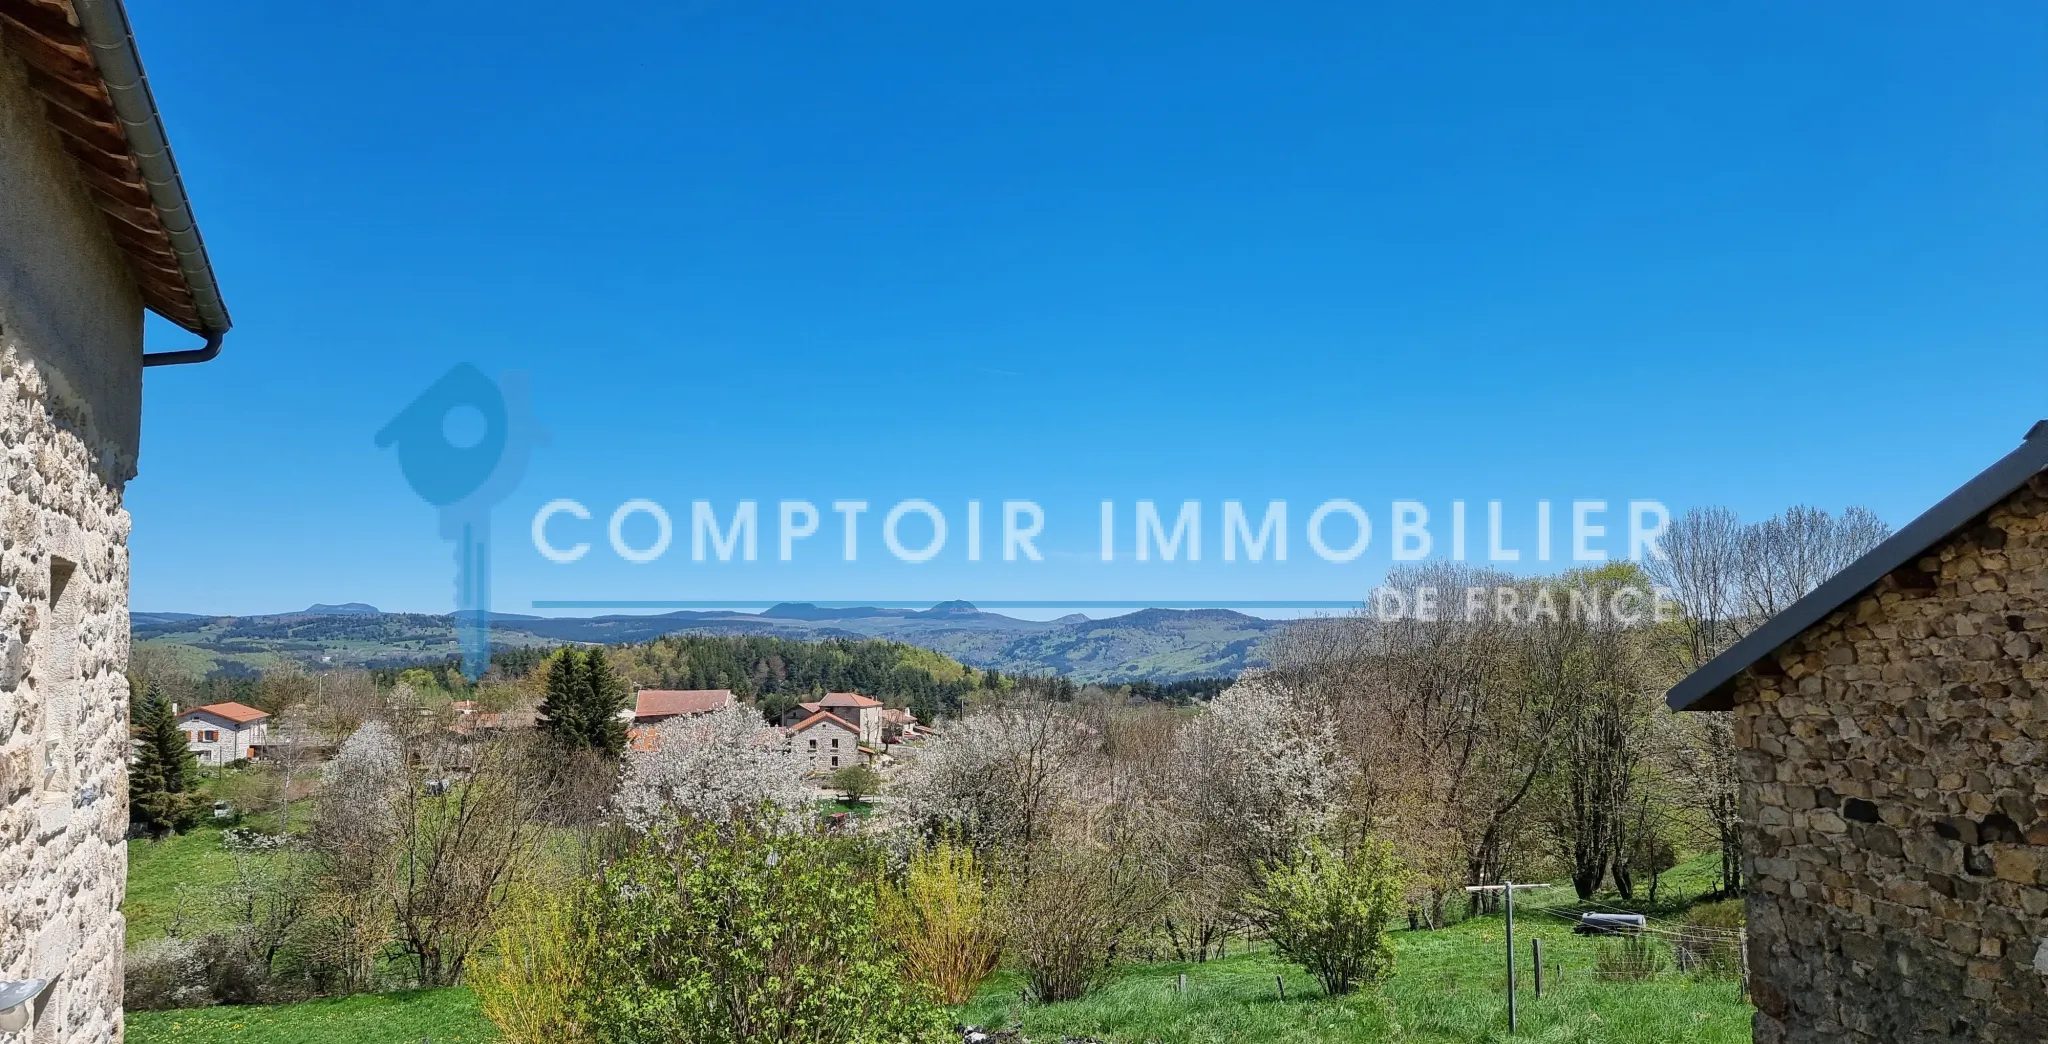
left=73, top=0, right=229, bottom=336
left=1, top=0, right=229, bottom=341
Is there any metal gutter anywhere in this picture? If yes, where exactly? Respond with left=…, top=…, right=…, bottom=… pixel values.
left=1667, top=422, right=2048, bottom=712
left=70, top=0, right=231, bottom=363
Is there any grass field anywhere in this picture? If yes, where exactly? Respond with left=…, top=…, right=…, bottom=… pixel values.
left=955, top=915, right=1750, bottom=1044
left=126, top=820, right=269, bottom=947
left=125, top=831, right=1748, bottom=1044
left=124, top=912, right=1750, bottom=1044
left=126, top=988, right=497, bottom=1044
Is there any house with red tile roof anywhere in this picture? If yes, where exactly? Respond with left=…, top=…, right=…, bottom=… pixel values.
left=176, top=702, right=270, bottom=764
left=780, top=691, right=884, bottom=747
left=879, top=707, right=923, bottom=743
left=787, top=709, right=866, bottom=773
left=631, top=688, right=735, bottom=725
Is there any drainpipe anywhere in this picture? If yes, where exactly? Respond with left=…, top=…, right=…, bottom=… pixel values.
left=70, top=0, right=233, bottom=365
left=140, top=329, right=224, bottom=368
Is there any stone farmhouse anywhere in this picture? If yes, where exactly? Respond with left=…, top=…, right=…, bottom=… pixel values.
left=1669, top=423, right=2048, bottom=1044
left=787, top=708, right=869, bottom=773
left=175, top=701, right=270, bottom=765
left=0, top=2, right=231, bottom=1040
left=780, top=691, right=885, bottom=746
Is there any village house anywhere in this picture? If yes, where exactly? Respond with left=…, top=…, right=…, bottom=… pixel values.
left=0, top=1, right=232, bottom=1038
left=175, top=701, right=270, bottom=765
left=630, top=687, right=735, bottom=726
left=780, top=691, right=885, bottom=746
left=879, top=706, right=923, bottom=744
left=786, top=708, right=873, bottom=773
left=1668, top=422, right=2048, bottom=1044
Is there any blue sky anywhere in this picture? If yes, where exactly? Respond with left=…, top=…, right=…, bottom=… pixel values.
left=124, top=1, right=2048, bottom=617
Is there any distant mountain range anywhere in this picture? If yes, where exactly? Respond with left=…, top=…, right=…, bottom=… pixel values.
left=130, top=601, right=1289, bottom=682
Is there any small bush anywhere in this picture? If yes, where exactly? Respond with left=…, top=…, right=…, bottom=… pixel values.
left=1004, top=842, right=1159, bottom=1003
left=471, top=882, right=592, bottom=1044
left=831, top=764, right=884, bottom=803
left=577, top=813, right=949, bottom=1043
left=1252, top=838, right=1405, bottom=997
left=124, top=938, right=208, bottom=1011
left=188, top=930, right=273, bottom=1005
left=123, top=930, right=276, bottom=1010
left=1595, top=933, right=1667, bottom=981
left=878, top=839, right=1004, bottom=1003
left=1673, top=899, right=1746, bottom=977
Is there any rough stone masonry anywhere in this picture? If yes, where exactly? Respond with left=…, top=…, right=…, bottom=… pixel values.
left=0, top=345, right=132, bottom=1044
left=1728, top=474, right=2048, bottom=1043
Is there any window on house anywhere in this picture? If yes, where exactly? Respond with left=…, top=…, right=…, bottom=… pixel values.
left=203, top=730, right=219, bottom=743
left=809, top=739, right=817, bottom=749
left=831, top=738, right=840, bottom=748
left=830, top=756, right=839, bottom=767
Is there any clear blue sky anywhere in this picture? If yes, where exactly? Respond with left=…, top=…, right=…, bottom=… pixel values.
left=124, top=1, right=2048, bottom=617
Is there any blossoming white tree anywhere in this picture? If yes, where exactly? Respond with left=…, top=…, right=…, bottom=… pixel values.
left=1171, top=676, right=1352, bottom=870
left=615, top=703, right=812, bottom=829
left=891, top=698, right=1093, bottom=851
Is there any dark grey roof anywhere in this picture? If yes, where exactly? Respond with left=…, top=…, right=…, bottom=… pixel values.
left=1668, top=423, right=2048, bottom=712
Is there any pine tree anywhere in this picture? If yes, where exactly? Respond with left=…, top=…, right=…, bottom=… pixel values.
left=580, top=647, right=630, bottom=755
left=537, top=648, right=587, bottom=748
left=536, top=647, right=629, bottom=756
left=130, top=683, right=201, bottom=839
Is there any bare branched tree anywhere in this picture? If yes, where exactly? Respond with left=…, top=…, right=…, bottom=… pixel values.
left=391, top=732, right=560, bottom=987
left=1647, top=503, right=1890, bottom=896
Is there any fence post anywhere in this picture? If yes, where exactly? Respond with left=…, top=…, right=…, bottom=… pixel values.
left=1466, top=882, right=1551, bottom=1035
left=1177, top=972, right=1187, bottom=996
left=1738, top=928, right=1750, bottom=1000
left=1533, top=938, right=1544, bottom=999
left=1275, top=975, right=1286, bottom=1001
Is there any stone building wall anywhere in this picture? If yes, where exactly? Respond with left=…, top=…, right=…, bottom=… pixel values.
left=1731, top=474, right=2048, bottom=1044
left=0, top=345, right=133, bottom=1044
left=1, top=43, right=146, bottom=1043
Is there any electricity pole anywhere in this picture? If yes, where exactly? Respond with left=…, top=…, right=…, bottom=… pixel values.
left=1465, top=882, right=1551, bottom=1032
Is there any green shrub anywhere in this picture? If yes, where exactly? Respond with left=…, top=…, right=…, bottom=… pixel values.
left=830, top=764, right=883, bottom=803
left=577, top=814, right=948, bottom=1043
left=472, top=882, right=594, bottom=1044
left=1252, top=838, right=1405, bottom=996
left=1674, top=899, right=1746, bottom=977
left=1003, top=841, right=1161, bottom=1003
left=878, top=839, right=1004, bottom=1004
left=1596, top=934, right=1667, bottom=981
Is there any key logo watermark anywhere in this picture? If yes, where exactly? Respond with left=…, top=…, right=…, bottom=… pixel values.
left=378, top=365, right=542, bottom=679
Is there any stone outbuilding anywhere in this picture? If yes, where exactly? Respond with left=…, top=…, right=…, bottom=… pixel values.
left=1669, top=422, right=2048, bottom=1044
left=0, top=2, right=231, bottom=1039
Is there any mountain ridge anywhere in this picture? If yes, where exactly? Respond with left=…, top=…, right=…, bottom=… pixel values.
left=130, top=601, right=1288, bottom=682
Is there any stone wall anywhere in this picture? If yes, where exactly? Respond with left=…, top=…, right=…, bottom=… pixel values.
left=0, top=344, right=133, bottom=1043
left=1731, top=474, right=2048, bottom=1043
left=0, top=32, right=159, bottom=1044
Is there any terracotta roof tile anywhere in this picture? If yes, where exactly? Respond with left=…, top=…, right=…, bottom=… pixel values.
left=817, top=692, right=882, bottom=709
left=633, top=689, right=734, bottom=721
left=788, top=710, right=858, bottom=733
left=182, top=701, right=268, bottom=725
